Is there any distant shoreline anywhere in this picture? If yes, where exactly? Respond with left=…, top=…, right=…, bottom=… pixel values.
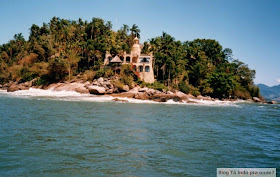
left=0, top=78, right=277, bottom=104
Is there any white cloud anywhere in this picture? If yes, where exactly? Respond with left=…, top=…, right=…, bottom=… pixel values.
left=276, top=79, right=280, bottom=83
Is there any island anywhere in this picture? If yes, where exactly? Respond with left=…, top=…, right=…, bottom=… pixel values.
left=0, top=17, right=274, bottom=104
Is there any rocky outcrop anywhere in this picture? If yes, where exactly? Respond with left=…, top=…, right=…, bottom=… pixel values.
left=48, top=82, right=89, bottom=94
left=1, top=76, right=268, bottom=104
left=87, top=85, right=106, bottom=95
left=253, top=97, right=261, bottom=103
left=7, top=81, right=29, bottom=92
left=133, top=88, right=185, bottom=102
left=6, top=79, right=38, bottom=92
left=267, top=100, right=277, bottom=104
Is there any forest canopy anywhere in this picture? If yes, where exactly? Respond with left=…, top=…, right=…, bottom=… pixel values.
left=0, top=17, right=260, bottom=99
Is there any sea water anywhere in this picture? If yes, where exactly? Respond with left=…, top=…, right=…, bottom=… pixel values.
left=0, top=89, right=279, bottom=177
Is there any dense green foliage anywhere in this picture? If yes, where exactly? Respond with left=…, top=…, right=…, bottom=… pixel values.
left=148, top=33, right=259, bottom=99
left=0, top=17, right=260, bottom=99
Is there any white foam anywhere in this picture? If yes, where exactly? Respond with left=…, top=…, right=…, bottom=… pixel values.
left=0, top=88, right=113, bottom=102
left=0, top=88, right=239, bottom=106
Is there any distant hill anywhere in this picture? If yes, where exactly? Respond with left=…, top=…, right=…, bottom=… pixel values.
left=257, top=84, right=280, bottom=101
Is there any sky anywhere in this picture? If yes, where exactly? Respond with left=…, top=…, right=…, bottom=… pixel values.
left=0, top=0, right=279, bottom=86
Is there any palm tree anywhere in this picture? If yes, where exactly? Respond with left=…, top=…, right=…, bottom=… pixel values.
left=130, top=24, right=140, bottom=38
left=14, top=33, right=25, bottom=41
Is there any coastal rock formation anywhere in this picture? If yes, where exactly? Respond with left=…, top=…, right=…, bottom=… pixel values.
left=253, top=97, right=261, bottom=102
left=7, top=81, right=29, bottom=92
left=87, top=85, right=106, bottom=95
left=1, top=78, right=267, bottom=105
left=267, top=101, right=277, bottom=104
left=48, top=82, right=89, bottom=94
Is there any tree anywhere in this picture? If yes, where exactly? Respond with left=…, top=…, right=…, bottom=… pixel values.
left=130, top=24, right=141, bottom=38
left=47, top=57, right=67, bottom=82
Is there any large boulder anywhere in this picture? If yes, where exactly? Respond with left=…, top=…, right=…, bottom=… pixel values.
left=87, top=85, right=106, bottom=95
left=117, top=85, right=130, bottom=92
left=253, top=97, right=261, bottom=103
left=49, top=82, right=89, bottom=94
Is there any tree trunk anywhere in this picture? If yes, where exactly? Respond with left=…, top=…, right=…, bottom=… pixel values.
left=68, top=63, right=71, bottom=80
left=168, top=69, right=171, bottom=87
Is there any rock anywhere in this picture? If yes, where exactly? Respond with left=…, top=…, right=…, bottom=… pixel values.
left=139, top=87, right=149, bottom=92
left=129, top=86, right=140, bottom=93
left=92, top=81, right=99, bottom=85
left=175, top=91, right=186, bottom=97
left=111, top=92, right=135, bottom=98
left=74, top=87, right=89, bottom=94
left=118, top=85, right=130, bottom=92
left=97, top=77, right=104, bottom=83
left=150, top=93, right=182, bottom=102
left=7, top=85, right=20, bottom=92
left=267, top=101, right=277, bottom=104
left=167, top=91, right=174, bottom=95
left=84, top=81, right=91, bottom=86
left=87, top=85, right=106, bottom=95
left=7, top=84, right=28, bottom=92
left=0, top=84, right=2, bottom=89
left=23, top=81, right=33, bottom=87
left=106, top=89, right=114, bottom=94
left=100, top=81, right=113, bottom=89
left=134, top=92, right=149, bottom=100
left=112, top=98, right=128, bottom=103
left=197, top=95, right=212, bottom=100
left=49, top=82, right=89, bottom=94
left=146, top=88, right=156, bottom=96
left=253, top=97, right=261, bottom=102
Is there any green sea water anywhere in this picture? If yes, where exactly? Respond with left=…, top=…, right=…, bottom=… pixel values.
left=0, top=90, right=279, bottom=177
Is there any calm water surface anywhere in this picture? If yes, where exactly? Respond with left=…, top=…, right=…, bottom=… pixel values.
left=0, top=92, right=279, bottom=177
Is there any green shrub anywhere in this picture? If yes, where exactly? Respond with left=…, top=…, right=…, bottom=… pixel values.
left=47, top=58, right=67, bottom=82
left=35, top=74, right=49, bottom=86
left=83, top=70, right=97, bottom=81
left=104, top=68, right=114, bottom=77
left=233, top=84, right=251, bottom=99
left=22, top=72, right=38, bottom=82
left=249, top=85, right=261, bottom=98
left=178, top=81, right=190, bottom=94
left=120, top=75, right=134, bottom=88
left=190, top=87, right=201, bottom=96
left=96, top=69, right=105, bottom=78
left=114, top=81, right=125, bottom=91
left=145, top=81, right=168, bottom=91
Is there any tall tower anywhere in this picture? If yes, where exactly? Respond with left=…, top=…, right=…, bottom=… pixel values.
left=131, top=37, right=141, bottom=58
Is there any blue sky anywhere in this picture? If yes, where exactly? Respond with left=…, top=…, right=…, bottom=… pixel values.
left=1, top=0, right=279, bottom=86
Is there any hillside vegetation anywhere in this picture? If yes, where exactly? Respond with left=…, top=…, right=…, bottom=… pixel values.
left=0, top=17, right=260, bottom=99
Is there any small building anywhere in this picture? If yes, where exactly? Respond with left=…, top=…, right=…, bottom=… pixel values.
left=104, top=37, right=155, bottom=83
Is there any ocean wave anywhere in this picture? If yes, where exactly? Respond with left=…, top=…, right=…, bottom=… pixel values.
left=0, top=88, right=240, bottom=107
